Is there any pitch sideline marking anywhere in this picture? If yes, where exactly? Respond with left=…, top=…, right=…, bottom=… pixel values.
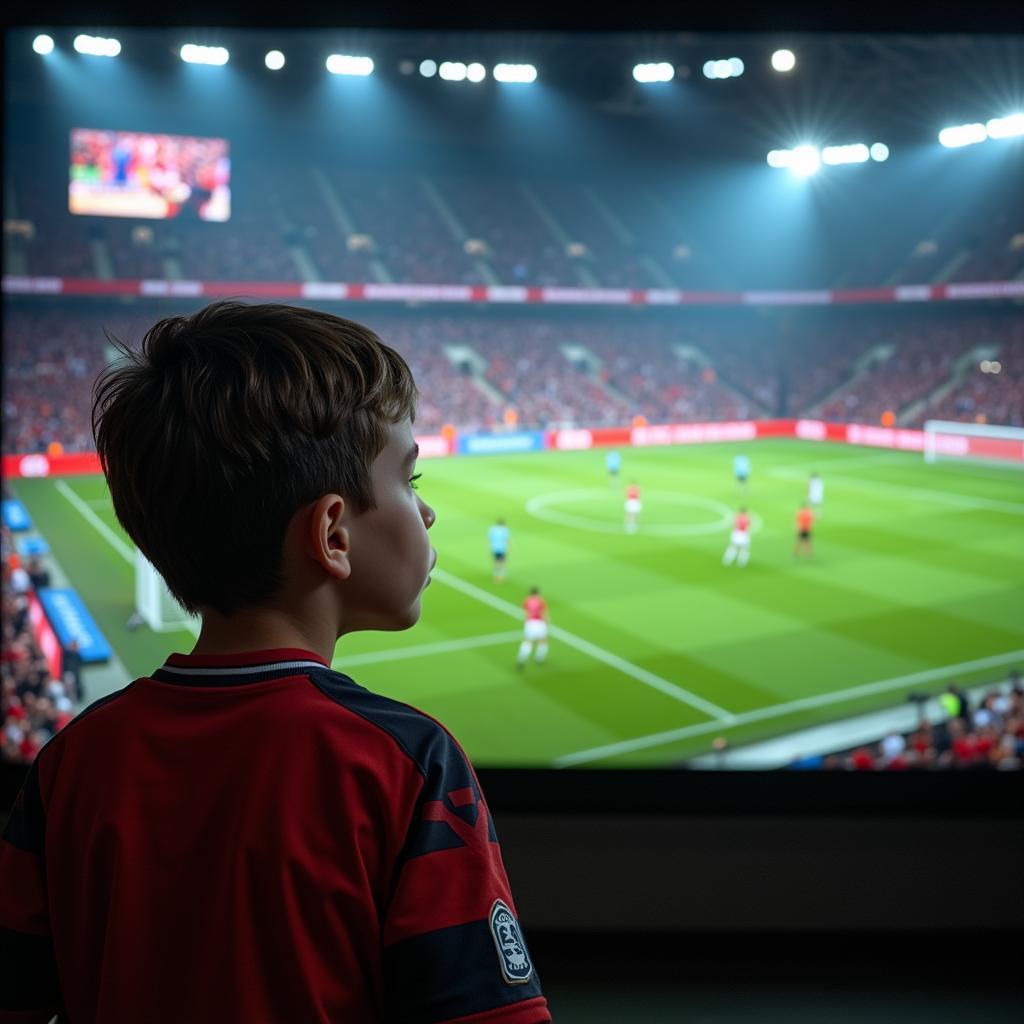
left=332, top=630, right=523, bottom=669
left=432, top=567, right=734, bottom=722
left=54, top=479, right=201, bottom=638
left=553, top=647, right=1024, bottom=767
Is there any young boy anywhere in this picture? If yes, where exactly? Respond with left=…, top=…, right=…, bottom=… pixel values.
left=516, top=586, right=549, bottom=670
left=0, top=302, right=549, bottom=1024
left=489, top=517, right=510, bottom=583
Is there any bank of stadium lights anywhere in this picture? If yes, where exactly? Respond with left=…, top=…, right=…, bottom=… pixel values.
left=264, top=50, right=285, bottom=71
left=32, top=34, right=55, bottom=55
left=419, top=59, right=437, bottom=78
left=771, top=49, right=796, bottom=72
left=939, top=115, right=1024, bottom=148
left=437, top=61, right=486, bottom=83
left=493, top=63, right=537, bottom=84
left=73, top=34, right=121, bottom=57
left=980, top=360, right=1002, bottom=374
left=326, top=54, right=374, bottom=76
left=180, top=44, right=229, bottom=66
left=703, top=58, right=744, bottom=80
left=633, top=62, right=674, bottom=84
left=768, top=141, right=889, bottom=174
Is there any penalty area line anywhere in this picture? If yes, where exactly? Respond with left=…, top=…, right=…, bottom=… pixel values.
left=333, top=630, right=523, bottom=669
left=431, top=567, right=734, bottom=722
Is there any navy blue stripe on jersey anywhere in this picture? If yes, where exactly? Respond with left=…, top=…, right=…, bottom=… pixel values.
left=0, top=926, right=61, bottom=1012
left=304, top=668, right=498, bottom=860
left=152, top=659, right=326, bottom=687
left=383, top=917, right=544, bottom=1023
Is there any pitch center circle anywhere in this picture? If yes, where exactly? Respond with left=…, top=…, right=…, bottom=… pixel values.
left=525, top=489, right=754, bottom=537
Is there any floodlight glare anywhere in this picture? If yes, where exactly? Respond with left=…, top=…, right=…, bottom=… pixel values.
left=419, top=59, right=437, bottom=78
left=326, top=54, right=374, bottom=76
left=180, top=44, right=229, bottom=66
left=702, top=60, right=716, bottom=79
left=32, top=34, right=55, bottom=55
left=821, top=143, right=869, bottom=166
left=439, top=61, right=468, bottom=82
left=493, top=63, right=537, bottom=83
left=938, top=123, right=986, bottom=148
left=767, top=150, right=793, bottom=168
left=771, top=49, right=796, bottom=72
left=728, top=57, right=744, bottom=77
left=870, top=142, right=890, bottom=162
left=633, top=62, right=674, bottom=83
left=264, top=50, right=285, bottom=70
left=466, top=62, right=486, bottom=83
left=713, top=60, right=732, bottom=79
left=790, top=145, right=821, bottom=177
left=74, top=34, right=121, bottom=57
left=986, top=113, right=1024, bottom=139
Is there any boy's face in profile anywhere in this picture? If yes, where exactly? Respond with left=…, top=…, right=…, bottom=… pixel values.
left=343, top=418, right=436, bottom=633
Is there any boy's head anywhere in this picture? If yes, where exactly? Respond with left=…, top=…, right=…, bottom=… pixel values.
left=93, top=300, right=435, bottom=632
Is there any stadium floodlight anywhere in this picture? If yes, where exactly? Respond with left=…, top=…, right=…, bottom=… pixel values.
left=633, top=62, right=674, bottom=83
left=180, top=44, right=229, bottom=66
left=870, top=142, right=890, bottom=162
left=419, top=59, right=438, bottom=78
left=771, top=49, right=796, bottom=72
left=73, top=34, right=121, bottom=57
left=713, top=59, right=732, bottom=79
left=493, top=63, right=537, bottom=83
left=986, top=113, right=1024, bottom=139
left=938, top=123, right=986, bottom=148
left=264, top=50, right=285, bottom=70
left=766, top=149, right=793, bottom=168
left=821, top=143, right=869, bottom=166
left=32, top=34, right=55, bottom=55
left=326, top=54, right=374, bottom=76
left=728, top=57, right=744, bottom=77
left=790, top=144, right=821, bottom=177
left=466, top=62, right=486, bottom=83
left=439, top=61, right=468, bottom=81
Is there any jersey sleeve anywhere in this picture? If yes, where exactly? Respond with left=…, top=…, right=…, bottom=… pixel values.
left=0, top=758, right=62, bottom=1023
left=381, top=727, right=550, bottom=1024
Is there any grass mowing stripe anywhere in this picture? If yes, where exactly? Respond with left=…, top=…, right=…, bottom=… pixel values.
left=555, top=647, right=1024, bottom=766
left=332, top=631, right=523, bottom=669
left=55, top=479, right=134, bottom=564
left=432, top=566, right=734, bottom=722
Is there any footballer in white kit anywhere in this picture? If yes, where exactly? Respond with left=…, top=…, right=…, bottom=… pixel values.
left=808, top=472, right=824, bottom=508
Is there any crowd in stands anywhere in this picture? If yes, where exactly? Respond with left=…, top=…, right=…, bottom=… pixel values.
left=1, top=524, right=82, bottom=766
left=9, top=155, right=1023, bottom=290
left=6, top=305, right=1024, bottom=454
left=813, top=678, right=1024, bottom=771
left=916, top=335, right=1024, bottom=428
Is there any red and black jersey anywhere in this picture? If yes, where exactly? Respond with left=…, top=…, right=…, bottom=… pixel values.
left=0, top=648, right=550, bottom=1024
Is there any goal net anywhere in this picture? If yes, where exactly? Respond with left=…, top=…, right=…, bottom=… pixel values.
left=134, top=548, right=199, bottom=633
left=923, top=420, right=1024, bottom=467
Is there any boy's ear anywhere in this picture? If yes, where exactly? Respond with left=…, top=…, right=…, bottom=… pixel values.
left=308, top=494, right=352, bottom=581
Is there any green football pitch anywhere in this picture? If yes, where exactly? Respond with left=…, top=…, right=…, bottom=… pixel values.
left=9, top=439, right=1024, bottom=767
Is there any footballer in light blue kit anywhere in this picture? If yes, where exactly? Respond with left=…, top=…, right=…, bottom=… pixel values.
left=489, top=518, right=510, bottom=583
left=733, top=453, right=751, bottom=494
left=606, top=449, right=622, bottom=482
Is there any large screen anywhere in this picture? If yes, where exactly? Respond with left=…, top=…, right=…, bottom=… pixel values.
left=69, top=128, right=230, bottom=221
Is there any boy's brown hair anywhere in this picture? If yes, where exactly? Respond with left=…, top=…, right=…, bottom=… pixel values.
left=92, top=301, right=417, bottom=616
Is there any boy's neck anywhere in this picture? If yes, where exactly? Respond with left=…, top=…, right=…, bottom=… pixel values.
left=190, top=605, right=336, bottom=665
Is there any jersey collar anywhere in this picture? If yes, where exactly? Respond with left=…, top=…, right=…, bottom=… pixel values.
left=152, top=648, right=330, bottom=687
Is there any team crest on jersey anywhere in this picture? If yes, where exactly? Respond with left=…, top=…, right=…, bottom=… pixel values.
left=489, top=900, right=533, bottom=984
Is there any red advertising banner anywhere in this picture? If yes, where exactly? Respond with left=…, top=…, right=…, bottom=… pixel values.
left=27, top=590, right=63, bottom=681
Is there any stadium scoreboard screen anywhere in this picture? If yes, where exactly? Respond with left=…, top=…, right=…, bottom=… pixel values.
left=69, top=128, right=230, bottom=221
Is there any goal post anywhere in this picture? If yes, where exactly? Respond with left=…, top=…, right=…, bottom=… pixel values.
left=134, top=547, right=199, bottom=633
left=923, top=420, right=1024, bottom=467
